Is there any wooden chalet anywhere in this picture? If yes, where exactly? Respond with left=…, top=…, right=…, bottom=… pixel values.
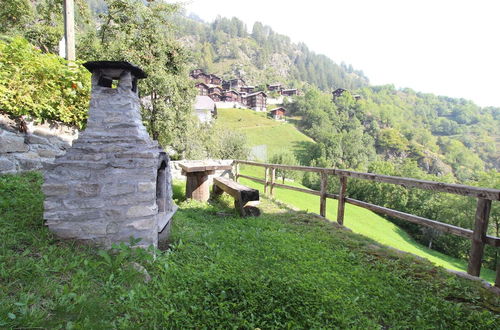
left=209, top=86, right=223, bottom=95
left=240, top=85, right=255, bottom=94
left=210, top=74, right=222, bottom=85
left=223, top=78, right=246, bottom=91
left=195, top=82, right=210, bottom=96
left=267, top=83, right=282, bottom=92
left=209, top=92, right=222, bottom=102
left=245, top=91, right=267, bottom=111
left=281, top=88, right=298, bottom=96
left=270, top=107, right=286, bottom=120
left=332, top=88, right=361, bottom=101
left=332, top=88, right=347, bottom=98
left=223, top=90, right=241, bottom=103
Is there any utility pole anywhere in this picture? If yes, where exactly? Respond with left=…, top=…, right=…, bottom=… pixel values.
left=63, top=0, right=76, bottom=61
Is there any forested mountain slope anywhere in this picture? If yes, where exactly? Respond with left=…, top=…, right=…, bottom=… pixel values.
left=171, top=14, right=369, bottom=90
left=172, top=13, right=499, bottom=180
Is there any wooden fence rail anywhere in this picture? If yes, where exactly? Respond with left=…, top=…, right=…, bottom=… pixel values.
left=233, top=159, right=500, bottom=287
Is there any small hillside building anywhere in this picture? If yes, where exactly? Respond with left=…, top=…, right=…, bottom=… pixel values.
left=195, top=82, right=210, bottom=96
left=194, top=95, right=216, bottom=123
left=240, top=85, right=255, bottom=93
left=223, top=78, right=246, bottom=91
left=223, top=90, right=241, bottom=103
left=267, top=83, right=282, bottom=92
left=246, top=91, right=267, bottom=111
left=210, top=74, right=222, bottom=85
left=281, top=88, right=298, bottom=96
left=270, top=107, right=286, bottom=120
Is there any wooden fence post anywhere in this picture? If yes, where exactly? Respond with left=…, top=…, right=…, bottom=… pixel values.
left=320, top=171, right=327, bottom=217
left=270, top=167, right=276, bottom=197
left=234, top=162, right=240, bottom=182
left=337, top=176, right=347, bottom=225
left=467, top=198, right=492, bottom=277
left=264, top=167, right=269, bottom=195
left=496, top=259, right=500, bottom=288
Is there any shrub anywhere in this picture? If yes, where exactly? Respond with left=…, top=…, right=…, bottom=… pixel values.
left=0, top=36, right=90, bottom=128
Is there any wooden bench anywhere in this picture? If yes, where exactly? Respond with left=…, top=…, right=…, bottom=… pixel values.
left=213, top=177, right=260, bottom=217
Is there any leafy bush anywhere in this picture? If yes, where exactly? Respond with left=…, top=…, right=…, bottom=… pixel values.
left=0, top=37, right=90, bottom=128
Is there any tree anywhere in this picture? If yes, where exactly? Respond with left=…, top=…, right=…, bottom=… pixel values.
left=85, top=0, right=197, bottom=156
left=270, top=152, right=299, bottom=184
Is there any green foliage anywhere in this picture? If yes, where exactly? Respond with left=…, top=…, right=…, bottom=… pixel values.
left=269, top=151, right=301, bottom=183
left=0, top=37, right=90, bottom=128
left=1, top=173, right=498, bottom=327
left=80, top=0, right=198, bottom=155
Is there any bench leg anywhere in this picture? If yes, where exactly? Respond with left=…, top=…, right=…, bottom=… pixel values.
left=213, top=184, right=224, bottom=197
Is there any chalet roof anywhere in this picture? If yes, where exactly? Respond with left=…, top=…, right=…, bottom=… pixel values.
left=210, top=74, right=221, bottom=79
left=282, top=88, right=297, bottom=92
left=225, top=90, right=240, bottom=95
left=241, top=85, right=255, bottom=88
left=271, top=107, right=286, bottom=112
left=268, top=83, right=281, bottom=87
left=246, top=91, right=267, bottom=97
left=194, top=95, right=215, bottom=111
left=195, top=82, right=209, bottom=88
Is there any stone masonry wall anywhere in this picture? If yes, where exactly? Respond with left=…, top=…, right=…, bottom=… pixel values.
left=0, top=114, right=79, bottom=174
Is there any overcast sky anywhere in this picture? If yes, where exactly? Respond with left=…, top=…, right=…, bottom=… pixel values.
left=184, top=0, right=500, bottom=107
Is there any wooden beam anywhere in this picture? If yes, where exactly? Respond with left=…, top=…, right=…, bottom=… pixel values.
left=345, top=197, right=477, bottom=240
left=237, top=174, right=266, bottom=184
left=467, top=198, right=492, bottom=276
left=337, top=176, right=347, bottom=225
left=320, top=172, right=327, bottom=217
left=496, top=260, right=500, bottom=288
left=273, top=182, right=321, bottom=196
left=63, top=0, right=76, bottom=61
left=234, top=162, right=240, bottom=182
left=334, top=170, right=500, bottom=201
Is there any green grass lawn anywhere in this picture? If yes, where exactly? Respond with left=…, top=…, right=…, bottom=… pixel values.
left=239, top=165, right=497, bottom=283
left=1, top=172, right=498, bottom=327
left=217, top=108, right=314, bottom=160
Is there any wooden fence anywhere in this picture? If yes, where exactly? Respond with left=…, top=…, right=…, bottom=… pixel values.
left=233, top=160, right=500, bottom=287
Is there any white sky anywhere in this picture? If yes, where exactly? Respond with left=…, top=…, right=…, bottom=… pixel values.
left=183, top=0, right=500, bottom=107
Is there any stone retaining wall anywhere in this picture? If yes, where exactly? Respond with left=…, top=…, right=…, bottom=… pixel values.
left=0, top=114, right=79, bottom=174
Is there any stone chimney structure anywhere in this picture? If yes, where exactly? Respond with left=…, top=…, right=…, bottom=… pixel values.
left=43, top=61, right=177, bottom=248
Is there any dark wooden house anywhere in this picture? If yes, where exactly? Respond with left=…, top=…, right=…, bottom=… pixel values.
left=270, top=107, right=286, bottom=120
left=281, top=88, right=298, bottom=96
left=195, top=82, right=210, bottom=96
left=332, top=88, right=347, bottom=98
left=190, top=69, right=204, bottom=77
left=240, top=85, right=255, bottom=93
left=267, top=83, right=282, bottom=92
left=223, top=90, right=241, bottom=103
left=223, top=78, right=246, bottom=91
left=209, top=92, right=222, bottom=102
left=210, top=74, right=222, bottom=85
left=246, top=91, right=267, bottom=111
left=209, top=86, right=223, bottom=95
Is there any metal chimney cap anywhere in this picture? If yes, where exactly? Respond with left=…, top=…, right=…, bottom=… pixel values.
left=83, top=61, right=147, bottom=79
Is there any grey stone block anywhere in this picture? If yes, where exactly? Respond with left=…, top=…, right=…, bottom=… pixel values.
left=42, top=184, right=70, bottom=196
left=126, top=204, right=157, bottom=218
left=74, top=183, right=100, bottom=197
left=0, top=158, right=16, bottom=172
left=0, top=131, right=28, bottom=153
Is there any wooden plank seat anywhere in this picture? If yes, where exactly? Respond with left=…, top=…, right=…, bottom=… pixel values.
left=213, top=177, right=260, bottom=217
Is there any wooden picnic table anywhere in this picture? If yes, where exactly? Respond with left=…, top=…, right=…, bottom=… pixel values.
left=179, top=161, right=233, bottom=201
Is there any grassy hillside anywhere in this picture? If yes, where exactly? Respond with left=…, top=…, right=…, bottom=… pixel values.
left=217, top=110, right=496, bottom=282
left=217, top=108, right=314, bottom=160
left=1, top=172, right=498, bottom=327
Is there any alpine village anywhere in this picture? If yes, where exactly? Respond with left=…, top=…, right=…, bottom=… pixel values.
left=0, top=0, right=499, bottom=328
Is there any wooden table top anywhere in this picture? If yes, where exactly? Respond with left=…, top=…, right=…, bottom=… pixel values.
left=179, top=162, right=233, bottom=173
